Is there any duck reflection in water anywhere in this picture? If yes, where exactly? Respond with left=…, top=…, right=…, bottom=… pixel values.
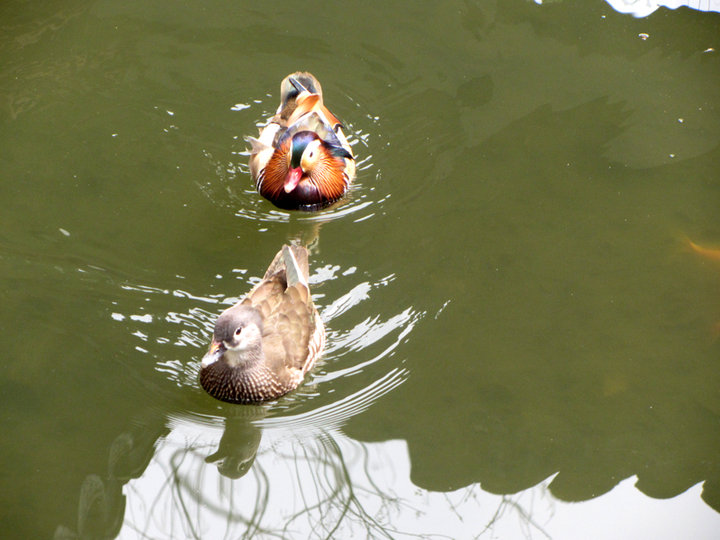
left=205, top=408, right=265, bottom=479
left=53, top=417, right=170, bottom=540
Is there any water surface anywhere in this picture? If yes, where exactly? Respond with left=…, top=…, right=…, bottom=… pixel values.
left=1, top=1, right=718, bottom=538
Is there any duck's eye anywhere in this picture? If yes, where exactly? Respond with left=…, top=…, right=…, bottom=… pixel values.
left=308, top=151, right=314, bottom=159
left=234, top=327, right=243, bottom=337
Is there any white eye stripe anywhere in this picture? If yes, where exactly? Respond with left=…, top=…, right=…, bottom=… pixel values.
left=303, top=140, right=322, bottom=159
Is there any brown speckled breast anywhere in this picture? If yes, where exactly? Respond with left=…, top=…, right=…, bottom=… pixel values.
left=200, top=361, right=286, bottom=404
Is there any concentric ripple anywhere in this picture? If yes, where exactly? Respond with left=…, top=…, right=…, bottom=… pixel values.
left=109, top=255, right=425, bottom=430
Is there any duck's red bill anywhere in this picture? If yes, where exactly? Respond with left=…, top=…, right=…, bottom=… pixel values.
left=284, top=167, right=303, bottom=193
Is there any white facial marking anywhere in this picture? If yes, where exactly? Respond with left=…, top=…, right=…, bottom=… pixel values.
left=301, top=140, right=322, bottom=171
left=222, top=323, right=263, bottom=366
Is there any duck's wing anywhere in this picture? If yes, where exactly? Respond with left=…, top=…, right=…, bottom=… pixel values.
left=283, top=72, right=323, bottom=101
left=244, top=246, right=323, bottom=377
left=275, top=111, right=351, bottom=157
left=286, top=93, right=342, bottom=130
left=275, top=72, right=332, bottom=122
left=246, top=122, right=283, bottom=183
left=254, top=244, right=307, bottom=282
left=280, top=245, right=325, bottom=374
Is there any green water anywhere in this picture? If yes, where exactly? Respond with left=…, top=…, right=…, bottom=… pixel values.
left=1, top=1, right=719, bottom=538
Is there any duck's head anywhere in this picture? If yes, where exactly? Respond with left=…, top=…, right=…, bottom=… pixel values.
left=284, top=131, right=353, bottom=193
left=202, top=306, right=264, bottom=368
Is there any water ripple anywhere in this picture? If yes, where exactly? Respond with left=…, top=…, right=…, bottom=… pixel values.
left=111, top=256, right=422, bottom=427
left=258, top=367, right=408, bottom=433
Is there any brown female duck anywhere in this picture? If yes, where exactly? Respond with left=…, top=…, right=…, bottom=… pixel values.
left=247, top=72, right=356, bottom=211
left=199, top=245, right=325, bottom=404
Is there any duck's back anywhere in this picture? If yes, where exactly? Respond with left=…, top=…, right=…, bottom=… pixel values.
left=242, top=246, right=324, bottom=380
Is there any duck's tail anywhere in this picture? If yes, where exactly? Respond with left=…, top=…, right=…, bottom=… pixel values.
left=282, top=244, right=309, bottom=289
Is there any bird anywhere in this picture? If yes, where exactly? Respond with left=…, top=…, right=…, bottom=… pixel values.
left=247, top=72, right=356, bottom=211
left=199, top=244, right=325, bottom=404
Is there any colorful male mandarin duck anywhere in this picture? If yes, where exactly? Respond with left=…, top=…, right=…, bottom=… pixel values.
left=200, top=245, right=325, bottom=404
left=247, top=72, right=355, bottom=211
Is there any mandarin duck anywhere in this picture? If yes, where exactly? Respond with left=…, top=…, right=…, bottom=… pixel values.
left=199, top=245, right=325, bottom=404
left=247, top=72, right=355, bottom=211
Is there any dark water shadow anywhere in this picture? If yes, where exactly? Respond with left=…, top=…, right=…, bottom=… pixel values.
left=343, top=86, right=720, bottom=514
